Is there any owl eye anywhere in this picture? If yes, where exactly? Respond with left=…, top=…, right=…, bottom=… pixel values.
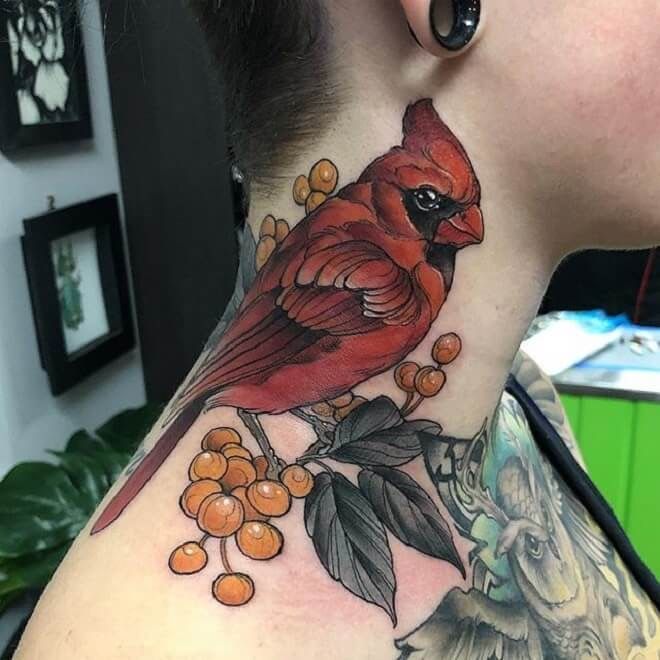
left=413, top=186, right=442, bottom=212
left=525, top=533, right=544, bottom=560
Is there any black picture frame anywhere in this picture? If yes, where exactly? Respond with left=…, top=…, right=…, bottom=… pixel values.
left=22, top=194, right=135, bottom=395
left=0, top=0, right=92, bottom=152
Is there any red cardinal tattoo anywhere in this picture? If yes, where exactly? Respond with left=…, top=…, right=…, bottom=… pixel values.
left=92, top=98, right=484, bottom=534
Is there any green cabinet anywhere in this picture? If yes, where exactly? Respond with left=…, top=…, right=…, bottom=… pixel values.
left=560, top=394, right=659, bottom=579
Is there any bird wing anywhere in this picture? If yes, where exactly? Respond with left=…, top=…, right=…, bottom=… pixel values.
left=170, top=237, right=420, bottom=414
left=281, top=238, right=420, bottom=329
left=537, top=459, right=611, bottom=566
left=395, top=588, right=544, bottom=660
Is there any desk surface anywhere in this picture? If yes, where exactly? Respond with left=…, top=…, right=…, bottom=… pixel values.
left=553, top=328, right=660, bottom=402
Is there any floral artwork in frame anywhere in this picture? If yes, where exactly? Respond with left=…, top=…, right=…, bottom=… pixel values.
left=0, top=0, right=92, bottom=151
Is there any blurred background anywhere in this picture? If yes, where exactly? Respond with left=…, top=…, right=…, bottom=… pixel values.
left=1, top=0, right=237, bottom=475
left=0, top=0, right=658, bottom=653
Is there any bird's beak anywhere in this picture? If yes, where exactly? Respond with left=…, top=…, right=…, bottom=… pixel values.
left=434, top=205, right=484, bottom=248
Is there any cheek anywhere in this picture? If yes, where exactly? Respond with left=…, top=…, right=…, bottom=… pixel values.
left=493, top=2, right=660, bottom=152
left=478, top=1, right=660, bottom=244
left=555, top=3, right=660, bottom=144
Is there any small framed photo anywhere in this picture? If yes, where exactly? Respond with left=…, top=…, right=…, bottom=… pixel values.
left=0, top=0, right=92, bottom=151
left=22, top=195, right=135, bottom=394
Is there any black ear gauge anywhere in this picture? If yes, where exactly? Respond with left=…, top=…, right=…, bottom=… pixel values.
left=407, top=21, right=423, bottom=48
left=430, top=0, right=481, bottom=53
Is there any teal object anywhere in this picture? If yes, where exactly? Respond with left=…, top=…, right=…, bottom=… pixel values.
left=55, top=240, right=83, bottom=331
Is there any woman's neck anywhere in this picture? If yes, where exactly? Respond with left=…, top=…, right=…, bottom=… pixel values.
left=241, top=107, right=561, bottom=437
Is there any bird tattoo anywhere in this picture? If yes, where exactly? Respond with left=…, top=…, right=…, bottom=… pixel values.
left=92, top=98, right=484, bottom=534
left=401, top=390, right=651, bottom=659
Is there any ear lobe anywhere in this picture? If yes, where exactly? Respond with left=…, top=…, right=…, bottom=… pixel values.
left=399, top=0, right=455, bottom=58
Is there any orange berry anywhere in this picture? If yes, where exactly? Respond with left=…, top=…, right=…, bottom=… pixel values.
left=260, top=214, right=276, bottom=238
left=197, top=494, right=244, bottom=537
left=293, top=174, right=311, bottom=205
left=169, top=542, right=208, bottom=574
left=280, top=465, right=314, bottom=498
left=311, top=401, right=334, bottom=417
left=432, top=332, right=462, bottom=365
left=247, top=480, right=291, bottom=517
left=212, top=573, right=254, bottom=606
left=275, top=219, right=290, bottom=243
left=236, top=521, right=284, bottom=560
left=305, top=191, right=327, bottom=214
left=256, top=236, right=277, bottom=270
left=334, top=396, right=367, bottom=422
left=222, top=443, right=253, bottom=461
left=252, top=455, right=269, bottom=480
left=394, top=362, right=420, bottom=393
left=202, top=427, right=241, bottom=451
left=232, top=485, right=269, bottom=522
left=180, top=479, right=222, bottom=518
left=189, top=451, right=228, bottom=481
left=414, top=366, right=446, bottom=398
left=221, top=457, right=258, bottom=491
left=328, top=392, right=353, bottom=409
left=309, top=159, right=338, bottom=194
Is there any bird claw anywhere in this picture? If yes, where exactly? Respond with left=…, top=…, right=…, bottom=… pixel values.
left=292, top=408, right=335, bottom=448
left=236, top=409, right=283, bottom=477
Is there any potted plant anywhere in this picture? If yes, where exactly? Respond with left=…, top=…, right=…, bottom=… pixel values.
left=0, top=404, right=162, bottom=657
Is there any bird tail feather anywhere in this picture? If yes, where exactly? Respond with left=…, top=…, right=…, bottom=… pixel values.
left=90, top=399, right=205, bottom=534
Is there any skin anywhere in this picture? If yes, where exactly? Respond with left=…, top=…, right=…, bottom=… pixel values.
left=15, top=1, right=660, bottom=658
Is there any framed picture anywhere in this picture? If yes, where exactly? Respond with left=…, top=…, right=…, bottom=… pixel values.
left=0, top=0, right=92, bottom=151
left=22, top=194, right=135, bottom=394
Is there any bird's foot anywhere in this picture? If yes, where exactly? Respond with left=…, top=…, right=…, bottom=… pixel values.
left=291, top=408, right=335, bottom=448
left=237, top=409, right=284, bottom=478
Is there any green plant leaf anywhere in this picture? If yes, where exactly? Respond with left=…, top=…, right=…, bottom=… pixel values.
left=95, top=404, right=163, bottom=454
left=0, top=405, right=160, bottom=613
left=65, top=430, right=110, bottom=455
left=49, top=451, right=112, bottom=507
left=0, top=545, right=68, bottom=600
left=0, top=591, right=21, bottom=618
left=52, top=447, right=129, bottom=492
left=0, top=463, right=93, bottom=558
left=91, top=449, right=130, bottom=484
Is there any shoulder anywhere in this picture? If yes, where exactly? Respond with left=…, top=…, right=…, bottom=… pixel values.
left=508, top=350, right=586, bottom=468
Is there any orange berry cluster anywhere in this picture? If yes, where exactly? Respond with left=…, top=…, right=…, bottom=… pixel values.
left=394, top=332, right=462, bottom=414
left=256, top=215, right=290, bottom=271
left=311, top=391, right=367, bottom=422
left=169, top=427, right=314, bottom=607
left=292, top=159, right=339, bottom=214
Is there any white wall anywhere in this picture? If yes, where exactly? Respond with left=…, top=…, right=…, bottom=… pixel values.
left=0, top=0, right=145, bottom=479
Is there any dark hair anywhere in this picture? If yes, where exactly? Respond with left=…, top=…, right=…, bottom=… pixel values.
left=189, top=1, right=339, bottom=193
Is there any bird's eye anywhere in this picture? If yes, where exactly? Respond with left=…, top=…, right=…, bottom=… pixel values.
left=525, top=533, right=544, bottom=560
left=413, top=187, right=441, bottom=212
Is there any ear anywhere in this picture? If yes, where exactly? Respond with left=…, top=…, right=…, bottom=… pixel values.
left=399, top=0, right=484, bottom=59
